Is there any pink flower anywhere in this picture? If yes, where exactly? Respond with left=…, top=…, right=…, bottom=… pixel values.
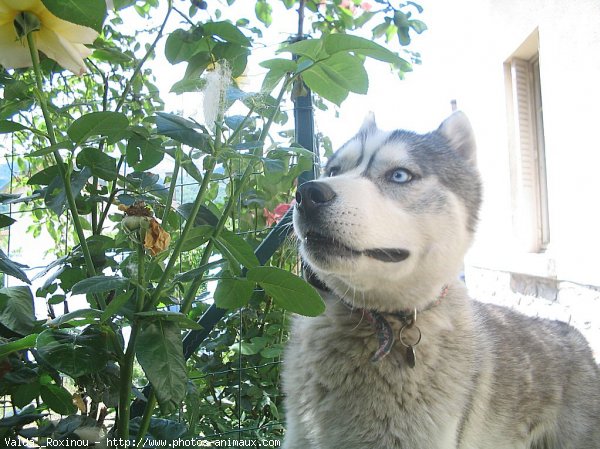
left=263, top=201, right=294, bottom=227
left=340, top=0, right=356, bottom=12
left=360, top=1, right=372, bottom=11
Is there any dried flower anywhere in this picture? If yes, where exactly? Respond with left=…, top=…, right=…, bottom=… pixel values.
left=119, top=202, right=171, bottom=256
left=144, top=218, right=171, bottom=256
left=0, top=0, right=98, bottom=75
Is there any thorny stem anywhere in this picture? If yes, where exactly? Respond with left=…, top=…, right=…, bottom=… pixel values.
left=25, top=32, right=102, bottom=307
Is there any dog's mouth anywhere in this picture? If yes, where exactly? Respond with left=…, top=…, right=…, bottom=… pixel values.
left=303, top=231, right=410, bottom=263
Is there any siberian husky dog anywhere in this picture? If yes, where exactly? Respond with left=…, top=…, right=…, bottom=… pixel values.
left=283, top=112, right=600, bottom=449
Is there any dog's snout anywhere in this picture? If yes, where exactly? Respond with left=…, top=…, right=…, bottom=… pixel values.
left=296, top=181, right=336, bottom=214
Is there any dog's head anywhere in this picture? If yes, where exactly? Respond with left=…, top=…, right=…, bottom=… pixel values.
left=293, top=112, right=482, bottom=311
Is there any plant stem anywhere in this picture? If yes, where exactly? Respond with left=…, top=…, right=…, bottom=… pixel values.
left=148, top=156, right=218, bottom=309
left=178, top=76, right=293, bottom=315
left=117, top=240, right=146, bottom=441
left=95, top=155, right=125, bottom=234
left=117, top=323, right=138, bottom=441
left=135, top=390, right=157, bottom=448
left=161, top=151, right=181, bottom=224
left=25, top=32, right=101, bottom=305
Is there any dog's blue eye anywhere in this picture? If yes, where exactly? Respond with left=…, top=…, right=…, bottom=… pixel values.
left=328, top=167, right=340, bottom=177
left=390, top=168, right=413, bottom=184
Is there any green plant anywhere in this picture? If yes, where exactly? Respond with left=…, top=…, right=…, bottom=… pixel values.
left=0, top=0, right=424, bottom=446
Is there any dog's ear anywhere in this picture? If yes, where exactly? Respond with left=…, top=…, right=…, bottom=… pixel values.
left=359, top=111, right=377, bottom=134
left=437, top=111, right=477, bottom=163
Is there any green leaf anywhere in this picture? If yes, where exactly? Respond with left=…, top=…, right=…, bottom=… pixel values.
left=72, top=275, right=129, bottom=296
left=46, top=308, right=102, bottom=327
left=126, top=136, right=164, bottom=172
left=0, top=406, right=44, bottom=428
left=409, top=19, right=427, bottom=34
left=41, top=384, right=77, bottom=415
left=203, top=21, right=251, bottom=46
left=0, top=213, right=15, bottom=228
left=136, top=321, right=186, bottom=414
left=0, top=286, right=35, bottom=335
left=162, top=147, right=204, bottom=183
left=259, top=59, right=296, bottom=91
left=259, top=58, right=297, bottom=72
left=45, top=167, right=92, bottom=216
left=12, top=382, right=40, bottom=408
left=76, top=147, right=117, bottom=181
left=215, top=230, right=260, bottom=270
left=182, top=51, right=213, bottom=80
left=279, top=39, right=326, bottom=60
left=155, top=112, right=210, bottom=151
left=36, top=327, right=109, bottom=378
left=28, top=164, right=67, bottom=186
left=41, top=0, right=106, bottom=32
left=234, top=337, right=269, bottom=355
left=134, top=311, right=202, bottom=330
left=0, top=193, right=21, bottom=203
left=67, top=111, right=129, bottom=145
left=260, top=343, right=284, bottom=359
left=214, top=275, right=254, bottom=309
left=247, top=267, right=325, bottom=317
left=177, top=204, right=219, bottom=227
left=180, top=225, right=213, bottom=252
left=100, top=290, right=134, bottom=322
left=323, top=33, right=405, bottom=65
left=26, top=141, right=75, bottom=158
left=320, top=52, right=368, bottom=95
left=173, top=260, right=224, bottom=284
left=301, top=65, right=349, bottom=105
left=0, top=120, right=27, bottom=133
left=255, top=0, right=273, bottom=27
left=164, top=29, right=208, bottom=64
left=0, top=334, right=37, bottom=358
left=170, top=78, right=207, bottom=95
left=261, top=69, right=287, bottom=94
left=212, top=42, right=249, bottom=78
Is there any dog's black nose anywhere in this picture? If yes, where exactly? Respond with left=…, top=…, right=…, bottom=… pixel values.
left=295, top=181, right=336, bottom=214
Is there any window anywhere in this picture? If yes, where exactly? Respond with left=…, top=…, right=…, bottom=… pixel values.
left=505, top=30, right=550, bottom=252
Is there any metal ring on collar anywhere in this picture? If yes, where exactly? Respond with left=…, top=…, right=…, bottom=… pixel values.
left=399, top=324, right=422, bottom=348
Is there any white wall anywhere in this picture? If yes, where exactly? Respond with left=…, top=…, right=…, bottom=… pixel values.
left=428, top=0, right=600, bottom=287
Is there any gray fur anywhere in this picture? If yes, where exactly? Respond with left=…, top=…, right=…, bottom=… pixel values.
left=284, top=112, right=600, bottom=449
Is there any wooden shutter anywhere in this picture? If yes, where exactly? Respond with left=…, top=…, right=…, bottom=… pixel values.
left=510, top=58, right=542, bottom=252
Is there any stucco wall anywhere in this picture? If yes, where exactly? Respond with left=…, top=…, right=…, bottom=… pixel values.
left=431, top=0, right=600, bottom=288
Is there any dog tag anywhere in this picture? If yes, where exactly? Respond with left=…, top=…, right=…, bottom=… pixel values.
left=406, top=346, right=416, bottom=368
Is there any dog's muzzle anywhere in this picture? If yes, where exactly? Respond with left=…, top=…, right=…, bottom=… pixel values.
left=295, top=181, right=410, bottom=264
left=295, top=181, right=336, bottom=216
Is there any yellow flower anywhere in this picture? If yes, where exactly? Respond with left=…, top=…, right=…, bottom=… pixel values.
left=0, top=0, right=98, bottom=75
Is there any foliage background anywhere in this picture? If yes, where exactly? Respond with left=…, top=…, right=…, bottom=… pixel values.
left=0, top=0, right=424, bottom=446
